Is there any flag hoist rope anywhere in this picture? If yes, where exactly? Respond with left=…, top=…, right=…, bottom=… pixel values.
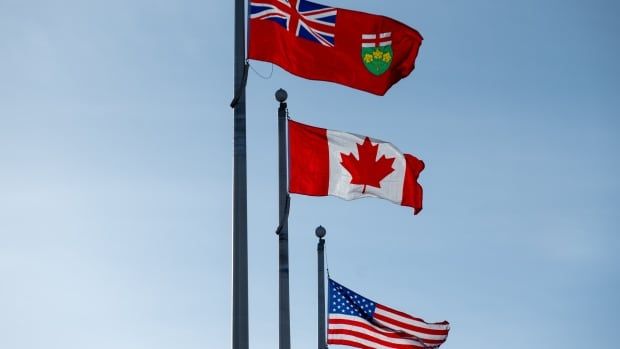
left=230, top=61, right=249, bottom=108
left=275, top=194, right=290, bottom=235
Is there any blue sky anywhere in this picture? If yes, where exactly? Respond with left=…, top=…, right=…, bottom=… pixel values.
left=1, top=0, right=618, bottom=348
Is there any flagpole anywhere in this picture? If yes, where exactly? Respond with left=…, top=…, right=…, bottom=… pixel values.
left=232, top=0, right=248, bottom=347
left=316, top=226, right=327, bottom=349
left=276, top=88, right=291, bottom=349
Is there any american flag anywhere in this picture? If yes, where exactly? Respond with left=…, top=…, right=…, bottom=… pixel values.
left=250, top=0, right=337, bottom=47
left=328, top=279, right=450, bottom=349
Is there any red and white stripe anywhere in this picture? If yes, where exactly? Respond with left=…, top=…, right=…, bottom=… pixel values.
left=328, top=312, right=449, bottom=349
left=374, top=304, right=450, bottom=346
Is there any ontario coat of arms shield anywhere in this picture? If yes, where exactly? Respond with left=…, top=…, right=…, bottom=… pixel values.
left=361, top=32, right=393, bottom=76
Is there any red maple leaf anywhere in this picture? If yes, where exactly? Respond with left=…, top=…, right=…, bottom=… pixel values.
left=340, top=137, right=395, bottom=193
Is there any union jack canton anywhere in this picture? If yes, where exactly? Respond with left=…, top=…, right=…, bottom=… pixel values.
left=250, top=0, right=337, bottom=47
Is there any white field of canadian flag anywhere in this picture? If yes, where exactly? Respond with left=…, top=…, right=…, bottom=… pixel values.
left=288, top=119, right=424, bottom=214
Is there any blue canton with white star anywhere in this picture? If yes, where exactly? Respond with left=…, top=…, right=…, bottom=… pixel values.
left=329, top=279, right=376, bottom=321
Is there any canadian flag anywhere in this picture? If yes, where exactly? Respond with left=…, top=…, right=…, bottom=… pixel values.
left=288, top=119, right=425, bottom=214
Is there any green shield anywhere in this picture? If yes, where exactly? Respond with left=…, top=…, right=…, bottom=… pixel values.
left=361, top=46, right=393, bottom=76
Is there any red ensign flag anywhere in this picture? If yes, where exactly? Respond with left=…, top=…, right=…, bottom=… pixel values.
left=249, top=0, right=423, bottom=95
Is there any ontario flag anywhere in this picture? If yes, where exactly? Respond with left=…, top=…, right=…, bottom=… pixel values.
left=249, top=0, right=423, bottom=95
left=328, top=279, right=450, bottom=348
left=288, top=119, right=424, bottom=214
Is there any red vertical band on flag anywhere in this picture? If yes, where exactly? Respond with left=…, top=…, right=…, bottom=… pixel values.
left=401, top=154, right=425, bottom=215
left=288, top=119, right=330, bottom=196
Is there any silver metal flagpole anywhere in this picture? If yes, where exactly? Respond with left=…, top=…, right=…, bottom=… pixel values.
left=316, top=226, right=327, bottom=349
left=275, top=88, right=291, bottom=349
left=232, top=0, right=248, bottom=348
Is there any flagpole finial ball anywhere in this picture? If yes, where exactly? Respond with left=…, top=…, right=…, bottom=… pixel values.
left=315, top=225, right=326, bottom=239
left=275, top=88, right=288, bottom=103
